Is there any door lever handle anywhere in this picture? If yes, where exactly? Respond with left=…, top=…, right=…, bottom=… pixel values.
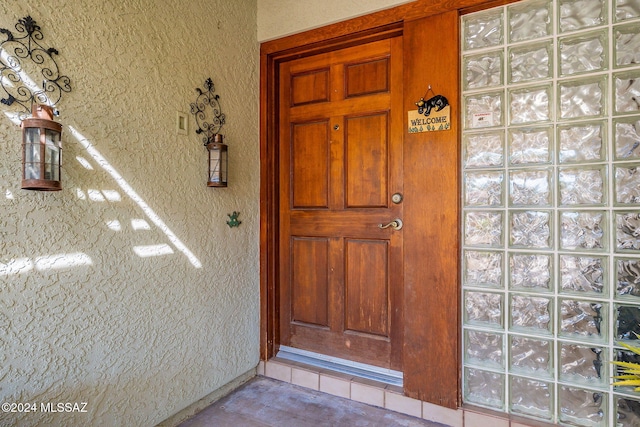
left=378, top=218, right=403, bottom=231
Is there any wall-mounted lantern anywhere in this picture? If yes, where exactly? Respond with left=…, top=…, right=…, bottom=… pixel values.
left=0, top=16, right=72, bottom=191
left=21, top=104, right=62, bottom=191
left=190, top=78, right=227, bottom=187
left=206, top=133, right=228, bottom=187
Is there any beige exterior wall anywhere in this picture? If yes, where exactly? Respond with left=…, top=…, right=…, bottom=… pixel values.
left=257, top=0, right=415, bottom=41
left=0, top=1, right=259, bottom=426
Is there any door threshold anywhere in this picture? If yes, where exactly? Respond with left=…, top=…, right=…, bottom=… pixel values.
left=276, top=345, right=403, bottom=387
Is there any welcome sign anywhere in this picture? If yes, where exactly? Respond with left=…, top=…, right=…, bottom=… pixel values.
left=408, top=94, right=451, bottom=133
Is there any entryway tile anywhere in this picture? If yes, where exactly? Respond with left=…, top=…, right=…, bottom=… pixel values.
left=385, top=391, right=422, bottom=418
left=264, top=361, right=291, bottom=383
left=423, top=401, right=463, bottom=427
left=291, top=367, right=319, bottom=390
left=319, top=374, right=351, bottom=399
left=351, top=382, right=385, bottom=407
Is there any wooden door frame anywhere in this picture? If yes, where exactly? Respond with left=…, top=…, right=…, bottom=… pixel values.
left=260, top=0, right=520, bottom=407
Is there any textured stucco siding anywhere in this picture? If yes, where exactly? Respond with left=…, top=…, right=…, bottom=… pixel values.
left=0, top=1, right=259, bottom=426
left=257, top=0, right=415, bottom=41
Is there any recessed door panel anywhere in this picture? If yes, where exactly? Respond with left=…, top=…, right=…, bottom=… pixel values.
left=291, top=68, right=330, bottom=106
left=345, top=58, right=390, bottom=98
left=291, top=120, right=330, bottom=209
left=345, top=238, right=389, bottom=336
left=345, top=113, right=389, bottom=208
left=291, top=237, right=329, bottom=327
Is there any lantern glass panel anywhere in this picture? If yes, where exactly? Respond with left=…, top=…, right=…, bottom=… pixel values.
left=209, top=147, right=221, bottom=184
left=24, top=128, right=40, bottom=179
left=44, top=129, right=61, bottom=181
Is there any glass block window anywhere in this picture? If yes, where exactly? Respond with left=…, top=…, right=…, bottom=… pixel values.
left=461, top=0, right=640, bottom=424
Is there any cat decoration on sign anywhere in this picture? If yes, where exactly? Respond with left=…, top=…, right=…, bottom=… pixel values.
left=408, top=86, right=451, bottom=133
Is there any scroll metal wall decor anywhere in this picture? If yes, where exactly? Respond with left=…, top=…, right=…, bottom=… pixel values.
left=0, top=16, right=72, bottom=115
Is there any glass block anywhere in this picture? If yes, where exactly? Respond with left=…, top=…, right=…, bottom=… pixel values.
left=558, top=386, right=606, bottom=426
left=615, top=23, right=640, bottom=68
left=463, top=131, right=505, bottom=168
left=616, top=212, right=640, bottom=252
left=559, top=0, right=607, bottom=32
left=616, top=304, right=640, bottom=340
left=559, top=30, right=608, bottom=77
left=510, top=294, right=553, bottom=334
left=616, top=396, right=640, bottom=427
left=509, top=169, right=552, bottom=206
left=464, top=367, right=504, bottom=409
left=560, top=211, right=607, bottom=251
left=614, top=349, right=640, bottom=395
left=616, top=164, right=640, bottom=205
left=464, top=250, right=503, bottom=288
left=509, top=376, right=553, bottom=420
left=508, top=41, right=552, bottom=84
left=464, top=329, right=504, bottom=368
left=465, top=211, right=503, bottom=248
left=508, top=0, right=552, bottom=43
left=560, top=342, right=607, bottom=385
left=463, top=9, right=504, bottom=51
left=510, top=210, right=552, bottom=249
left=560, top=254, right=607, bottom=295
left=465, top=91, right=503, bottom=129
left=509, top=335, right=553, bottom=376
left=560, top=299, right=606, bottom=341
left=615, top=70, right=640, bottom=114
left=558, top=166, right=606, bottom=206
left=616, top=0, right=640, bottom=22
left=464, top=50, right=503, bottom=90
left=614, top=116, right=640, bottom=160
left=509, top=126, right=553, bottom=165
left=464, top=171, right=504, bottom=207
left=464, top=290, right=503, bottom=328
left=617, top=258, right=640, bottom=299
left=510, top=253, right=552, bottom=291
left=509, top=85, right=552, bottom=125
left=558, top=121, right=606, bottom=163
left=559, top=76, right=607, bottom=120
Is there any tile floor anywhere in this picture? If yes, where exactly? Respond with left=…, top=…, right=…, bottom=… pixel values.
left=174, top=359, right=553, bottom=427
left=178, top=376, right=448, bottom=427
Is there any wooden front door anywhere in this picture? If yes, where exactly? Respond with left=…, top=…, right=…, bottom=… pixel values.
left=278, top=36, right=403, bottom=370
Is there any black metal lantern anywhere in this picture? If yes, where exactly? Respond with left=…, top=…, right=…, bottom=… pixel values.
left=21, top=104, right=62, bottom=191
left=206, top=134, right=228, bottom=187
left=190, top=78, right=228, bottom=187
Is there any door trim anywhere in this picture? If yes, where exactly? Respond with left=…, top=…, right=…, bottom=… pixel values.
left=260, top=0, right=521, bottom=408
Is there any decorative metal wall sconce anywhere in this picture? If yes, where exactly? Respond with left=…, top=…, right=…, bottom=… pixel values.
left=0, top=16, right=72, bottom=191
left=22, top=104, right=62, bottom=190
left=0, top=16, right=72, bottom=113
left=190, top=78, right=228, bottom=187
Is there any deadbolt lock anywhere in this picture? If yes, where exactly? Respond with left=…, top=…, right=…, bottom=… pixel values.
left=391, top=193, right=403, bottom=204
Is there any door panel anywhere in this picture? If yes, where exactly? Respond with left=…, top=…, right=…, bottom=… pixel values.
left=290, top=68, right=330, bottom=106
left=291, top=120, right=330, bottom=209
left=291, top=237, right=329, bottom=327
left=279, top=37, right=403, bottom=370
left=345, top=113, right=389, bottom=208
left=345, top=58, right=389, bottom=97
left=345, top=238, right=389, bottom=336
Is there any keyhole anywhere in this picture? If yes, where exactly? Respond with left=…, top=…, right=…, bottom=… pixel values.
left=333, top=125, right=340, bottom=130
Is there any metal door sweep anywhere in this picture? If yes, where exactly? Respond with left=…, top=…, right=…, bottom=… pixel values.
left=276, top=345, right=403, bottom=387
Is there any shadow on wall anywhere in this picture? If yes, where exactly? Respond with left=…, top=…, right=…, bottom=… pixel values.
left=1, top=125, right=202, bottom=276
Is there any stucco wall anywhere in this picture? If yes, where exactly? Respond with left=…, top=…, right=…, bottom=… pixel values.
left=0, top=1, right=259, bottom=426
left=257, top=0, right=415, bottom=41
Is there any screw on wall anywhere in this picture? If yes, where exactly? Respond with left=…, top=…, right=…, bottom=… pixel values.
left=226, top=211, right=241, bottom=228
